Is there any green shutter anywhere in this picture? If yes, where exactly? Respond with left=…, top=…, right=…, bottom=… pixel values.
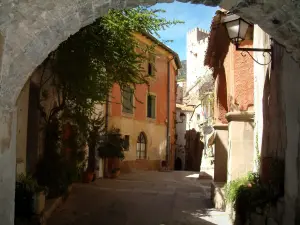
left=122, top=87, right=133, bottom=114
left=151, top=96, right=156, bottom=118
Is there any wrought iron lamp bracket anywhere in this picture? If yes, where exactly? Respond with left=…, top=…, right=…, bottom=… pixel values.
left=235, top=45, right=272, bottom=66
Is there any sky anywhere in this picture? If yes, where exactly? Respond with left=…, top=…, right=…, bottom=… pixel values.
left=150, top=2, right=218, bottom=61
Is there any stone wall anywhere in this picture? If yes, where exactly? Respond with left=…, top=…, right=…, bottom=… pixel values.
left=237, top=198, right=284, bottom=225
left=279, top=45, right=300, bottom=225
left=16, top=81, right=30, bottom=175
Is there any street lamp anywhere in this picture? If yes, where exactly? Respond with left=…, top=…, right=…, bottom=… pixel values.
left=176, top=112, right=186, bottom=124
left=222, top=13, right=273, bottom=65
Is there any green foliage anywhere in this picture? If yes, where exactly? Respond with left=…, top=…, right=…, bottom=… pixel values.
left=225, top=167, right=284, bottom=224
left=49, top=7, right=182, bottom=115
left=225, top=176, right=249, bottom=204
left=15, top=174, right=47, bottom=219
left=98, top=128, right=125, bottom=160
left=34, top=8, right=182, bottom=196
left=35, top=116, right=86, bottom=198
left=225, top=172, right=260, bottom=204
left=16, top=174, right=47, bottom=194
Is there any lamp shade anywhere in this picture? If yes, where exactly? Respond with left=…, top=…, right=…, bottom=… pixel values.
left=222, top=14, right=251, bottom=45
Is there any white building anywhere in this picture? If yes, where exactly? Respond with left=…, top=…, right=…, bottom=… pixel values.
left=175, top=27, right=214, bottom=170
left=186, top=28, right=211, bottom=89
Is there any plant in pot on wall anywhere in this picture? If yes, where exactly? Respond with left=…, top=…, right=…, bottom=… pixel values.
left=97, top=128, right=125, bottom=178
left=15, top=173, right=48, bottom=220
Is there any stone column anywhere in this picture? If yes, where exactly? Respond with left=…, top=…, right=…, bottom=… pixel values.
left=0, top=106, right=17, bottom=225
left=226, top=112, right=254, bottom=182
left=213, top=124, right=228, bottom=182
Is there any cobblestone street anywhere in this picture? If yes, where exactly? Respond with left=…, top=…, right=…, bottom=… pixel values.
left=47, top=171, right=230, bottom=225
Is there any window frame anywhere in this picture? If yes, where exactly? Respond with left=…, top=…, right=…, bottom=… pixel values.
left=146, top=93, right=156, bottom=119
left=136, top=132, right=147, bottom=159
left=121, top=86, right=134, bottom=115
left=147, top=54, right=156, bottom=77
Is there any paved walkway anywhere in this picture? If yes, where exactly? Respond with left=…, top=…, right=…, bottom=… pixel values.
left=47, top=171, right=231, bottom=225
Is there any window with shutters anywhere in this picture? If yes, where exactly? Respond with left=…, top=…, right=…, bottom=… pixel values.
left=147, top=55, right=155, bottom=77
left=136, top=132, right=147, bottom=159
left=122, top=86, right=134, bottom=114
left=147, top=94, right=156, bottom=119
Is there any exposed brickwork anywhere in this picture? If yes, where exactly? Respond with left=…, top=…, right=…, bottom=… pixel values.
left=205, top=12, right=254, bottom=123
left=233, top=40, right=254, bottom=111
left=215, top=70, right=228, bottom=124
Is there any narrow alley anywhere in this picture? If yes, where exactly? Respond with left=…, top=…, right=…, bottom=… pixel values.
left=47, top=171, right=230, bottom=225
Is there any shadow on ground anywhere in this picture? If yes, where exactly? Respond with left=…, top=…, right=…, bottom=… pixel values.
left=47, top=171, right=230, bottom=225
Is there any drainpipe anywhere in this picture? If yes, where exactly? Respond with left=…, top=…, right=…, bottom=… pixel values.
left=166, top=56, right=175, bottom=167
left=105, top=94, right=109, bottom=133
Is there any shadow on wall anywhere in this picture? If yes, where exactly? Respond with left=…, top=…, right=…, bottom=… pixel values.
left=260, top=42, right=285, bottom=185
left=215, top=65, right=228, bottom=123
left=213, top=127, right=228, bottom=183
left=185, top=129, right=204, bottom=171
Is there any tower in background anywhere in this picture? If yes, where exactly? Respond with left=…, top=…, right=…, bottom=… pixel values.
left=186, top=28, right=210, bottom=89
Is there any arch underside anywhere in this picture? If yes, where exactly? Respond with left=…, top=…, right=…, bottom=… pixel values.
left=0, top=0, right=299, bottom=106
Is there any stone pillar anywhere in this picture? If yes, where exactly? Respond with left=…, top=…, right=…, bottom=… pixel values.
left=0, top=106, right=17, bottom=225
left=213, top=124, right=228, bottom=182
left=226, top=112, right=254, bottom=182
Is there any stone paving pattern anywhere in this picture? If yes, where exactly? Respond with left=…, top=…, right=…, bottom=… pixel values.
left=47, top=171, right=231, bottom=225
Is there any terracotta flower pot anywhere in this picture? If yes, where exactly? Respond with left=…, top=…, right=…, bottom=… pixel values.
left=110, top=169, right=120, bottom=179
left=33, top=191, right=45, bottom=215
left=83, top=171, right=94, bottom=183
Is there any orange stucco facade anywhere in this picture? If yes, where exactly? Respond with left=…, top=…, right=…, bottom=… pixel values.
left=107, top=33, right=179, bottom=171
left=205, top=21, right=254, bottom=123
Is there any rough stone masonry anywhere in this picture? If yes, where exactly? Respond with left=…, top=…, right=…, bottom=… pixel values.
left=0, top=0, right=300, bottom=224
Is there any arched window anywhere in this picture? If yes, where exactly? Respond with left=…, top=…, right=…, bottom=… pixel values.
left=136, top=132, right=147, bottom=159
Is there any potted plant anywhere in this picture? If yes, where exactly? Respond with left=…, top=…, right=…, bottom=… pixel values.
left=98, top=128, right=125, bottom=178
left=33, top=185, right=48, bottom=215
left=15, top=174, right=48, bottom=217
left=83, top=168, right=95, bottom=183
left=111, top=168, right=121, bottom=178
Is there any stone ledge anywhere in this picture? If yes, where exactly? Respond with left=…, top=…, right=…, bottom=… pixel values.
left=211, top=181, right=226, bottom=211
left=213, top=124, right=228, bottom=130
left=225, top=111, right=254, bottom=122
left=40, top=185, right=73, bottom=225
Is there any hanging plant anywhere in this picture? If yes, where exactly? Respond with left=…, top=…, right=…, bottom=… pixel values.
left=98, top=128, right=125, bottom=160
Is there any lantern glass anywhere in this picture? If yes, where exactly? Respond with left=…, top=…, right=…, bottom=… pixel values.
left=223, top=14, right=250, bottom=45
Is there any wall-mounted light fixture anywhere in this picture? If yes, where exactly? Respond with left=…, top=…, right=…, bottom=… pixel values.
left=176, top=112, right=186, bottom=124
left=222, top=13, right=273, bottom=66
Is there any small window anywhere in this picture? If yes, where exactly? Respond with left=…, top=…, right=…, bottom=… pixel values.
left=148, top=63, right=153, bottom=76
left=197, top=114, right=201, bottom=120
left=147, top=55, right=155, bottom=76
left=147, top=94, right=156, bottom=119
left=136, top=132, right=147, bottom=159
left=122, top=86, right=134, bottom=114
left=123, top=135, right=130, bottom=151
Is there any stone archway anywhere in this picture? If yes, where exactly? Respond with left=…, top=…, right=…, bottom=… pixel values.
left=1, top=0, right=300, bottom=224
